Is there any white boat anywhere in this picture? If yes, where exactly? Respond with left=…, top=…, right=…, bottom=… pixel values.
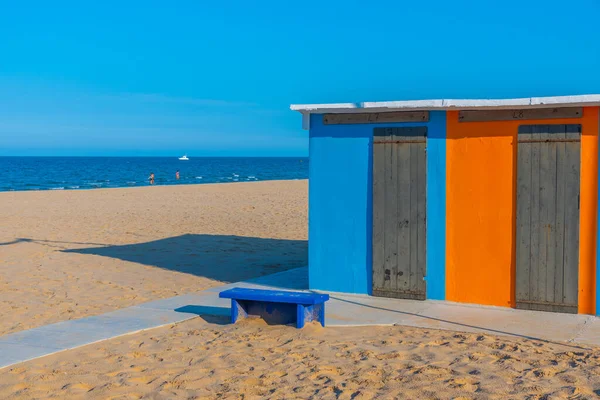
left=178, top=154, right=189, bottom=161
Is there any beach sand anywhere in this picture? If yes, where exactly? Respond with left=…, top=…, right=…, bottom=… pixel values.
left=1, top=317, right=600, bottom=399
left=3, top=180, right=600, bottom=399
left=0, top=181, right=308, bottom=336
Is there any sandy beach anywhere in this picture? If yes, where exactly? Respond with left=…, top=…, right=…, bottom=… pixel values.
left=0, top=181, right=308, bottom=336
left=2, top=180, right=600, bottom=399
left=2, top=318, right=600, bottom=399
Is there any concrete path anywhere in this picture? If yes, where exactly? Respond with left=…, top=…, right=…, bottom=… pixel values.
left=0, top=268, right=308, bottom=370
left=324, top=293, right=598, bottom=349
left=2, top=266, right=599, bottom=370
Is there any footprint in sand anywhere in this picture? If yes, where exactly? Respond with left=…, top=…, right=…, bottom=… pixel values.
left=69, top=383, right=95, bottom=392
left=446, top=377, right=479, bottom=392
left=376, top=351, right=405, bottom=360
left=520, top=384, right=545, bottom=393
left=11, top=383, right=28, bottom=391
left=8, top=367, right=26, bottom=375
left=414, top=365, right=452, bottom=376
left=128, top=376, right=156, bottom=385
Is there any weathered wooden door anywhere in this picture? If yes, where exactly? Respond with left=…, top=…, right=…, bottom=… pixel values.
left=372, top=127, right=427, bottom=299
left=516, top=124, right=581, bottom=313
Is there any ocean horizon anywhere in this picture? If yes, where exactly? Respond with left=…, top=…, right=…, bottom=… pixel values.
left=0, top=156, right=309, bottom=192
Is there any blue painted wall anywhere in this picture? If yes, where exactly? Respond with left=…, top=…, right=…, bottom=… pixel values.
left=426, top=112, right=446, bottom=300
left=308, top=112, right=446, bottom=296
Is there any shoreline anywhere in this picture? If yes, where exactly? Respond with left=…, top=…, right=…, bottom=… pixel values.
left=0, top=178, right=309, bottom=194
left=0, top=157, right=309, bottom=193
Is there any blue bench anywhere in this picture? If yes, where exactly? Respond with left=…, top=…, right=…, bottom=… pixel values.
left=219, top=288, right=329, bottom=328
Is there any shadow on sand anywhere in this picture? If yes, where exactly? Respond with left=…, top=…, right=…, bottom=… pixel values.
left=57, top=233, right=308, bottom=284
left=175, top=305, right=230, bottom=325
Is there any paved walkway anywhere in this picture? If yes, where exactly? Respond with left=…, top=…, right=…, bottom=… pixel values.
left=1, top=267, right=599, bottom=370
left=0, top=268, right=307, bottom=370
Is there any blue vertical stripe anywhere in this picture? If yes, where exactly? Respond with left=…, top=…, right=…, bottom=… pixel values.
left=426, top=111, right=447, bottom=300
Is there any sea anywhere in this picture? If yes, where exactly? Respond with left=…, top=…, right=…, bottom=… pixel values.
left=0, top=157, right=309, bottom=192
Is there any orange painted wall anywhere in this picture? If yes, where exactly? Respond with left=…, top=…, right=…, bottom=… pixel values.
left=579, top=108, right=598, bottom=314
left=446, top=107, right=598, bottom=313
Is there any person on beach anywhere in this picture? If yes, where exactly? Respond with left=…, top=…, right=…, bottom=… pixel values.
left=148, top=172, right=155, bottom=185
left=176, top=170, right=180, bottom=180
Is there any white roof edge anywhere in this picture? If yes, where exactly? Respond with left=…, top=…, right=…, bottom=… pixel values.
left=290, top=94, right=600, bottom=114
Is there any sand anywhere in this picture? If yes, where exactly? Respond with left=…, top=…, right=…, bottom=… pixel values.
left=0, top=181, right=308, bottom=336
left=2, top=317, right=600, bottom=399
left=3, top=180, right=600, bottom=399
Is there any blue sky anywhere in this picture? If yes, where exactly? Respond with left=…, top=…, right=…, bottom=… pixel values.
left=0, top=1, right=599, bottom=156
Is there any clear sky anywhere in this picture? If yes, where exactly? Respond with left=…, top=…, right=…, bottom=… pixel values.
left=1, top=1, right=599, bottom=156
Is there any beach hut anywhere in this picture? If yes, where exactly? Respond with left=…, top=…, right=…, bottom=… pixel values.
left=291, top=95, right=600, bottom=315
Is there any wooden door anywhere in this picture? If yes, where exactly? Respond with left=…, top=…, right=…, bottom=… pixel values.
left=372, top=127, right=427, bottom=299
left=516, top=124, right=581, bottom=313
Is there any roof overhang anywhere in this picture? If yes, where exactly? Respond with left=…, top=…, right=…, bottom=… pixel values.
left=290, top=94, right=600, bottom=129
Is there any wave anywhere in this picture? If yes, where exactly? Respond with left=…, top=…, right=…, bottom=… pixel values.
left=0, top=157, right=309, bottom=192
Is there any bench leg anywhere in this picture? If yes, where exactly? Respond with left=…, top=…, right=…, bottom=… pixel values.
left=231, top=299, right=248, bottom=324
left=307, top=303, right=325, bottom=327
left=296, top=304, right=326, bottom=328
left=296, top=304, right=306, bottom=329
left=316, top=303, right=325, bottom=327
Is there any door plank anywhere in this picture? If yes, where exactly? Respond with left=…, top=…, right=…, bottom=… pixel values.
left=397, top=140, right=411, bottom=292
left=416, top=136, right=427, bottom=296
left=382, top=139, right=396, bottom=292
left=372, top=132, right=387, bottom=290
left=553, top=125, right=566, bottom=306
left=563, top=125, right=581, bottom=307
left=516, top=125, right=532, bottom=302
left=529, top=126, right=542, bottom=304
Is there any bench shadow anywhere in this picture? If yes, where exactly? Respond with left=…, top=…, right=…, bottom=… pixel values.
left=175, top=305, right=230, bottom=325
left=60, top=234, right=308, bottom=286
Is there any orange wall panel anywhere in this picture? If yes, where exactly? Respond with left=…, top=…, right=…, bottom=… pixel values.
left=446, top=108, right=598, bottom=312
left=579, top=107, right=598, bottom=314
